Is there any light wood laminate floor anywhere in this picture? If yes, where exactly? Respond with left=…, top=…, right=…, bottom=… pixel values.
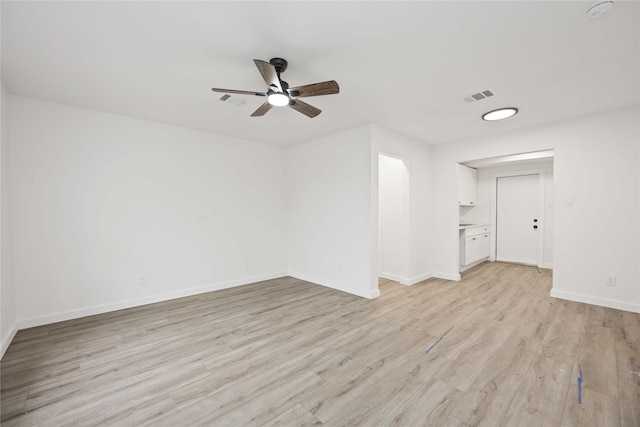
left=1, top=262, right=639, bottom=426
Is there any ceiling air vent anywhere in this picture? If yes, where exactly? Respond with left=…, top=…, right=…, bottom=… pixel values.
left=464, top=90, right=494, bottom=103
left=219, top=94, right=247, bottom=106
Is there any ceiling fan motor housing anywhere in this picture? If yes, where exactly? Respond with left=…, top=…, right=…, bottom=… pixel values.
left=269, top=58, right=288, bottom=74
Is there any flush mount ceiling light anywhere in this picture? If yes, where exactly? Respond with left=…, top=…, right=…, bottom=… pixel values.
left=482, top=107, right=518, bottom=121
left=267, top=92, right=290, bottom=106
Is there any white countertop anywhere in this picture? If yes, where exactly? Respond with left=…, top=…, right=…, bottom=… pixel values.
left=459, top=223, right=490, bottom=230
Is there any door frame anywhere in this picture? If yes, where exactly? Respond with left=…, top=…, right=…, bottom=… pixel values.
left=377, top=152, right=411, bottom=284
left=490, top=169, right=546, bottom=267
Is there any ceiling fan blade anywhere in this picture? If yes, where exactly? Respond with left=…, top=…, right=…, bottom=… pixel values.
left=251, top=101, right=273, bottom=117
left=289, top=99, right=321, bottom=118
left=288, top=80, right=340, bottom=98
left=212, top=88, right=266, bottom=97
left=253, top=59, right=283, bottom=92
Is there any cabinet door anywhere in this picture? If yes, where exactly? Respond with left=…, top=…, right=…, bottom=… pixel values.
left=477, top=233, right=491, bottom=259
left=458, top=165, right=477, bottom=206
left=465, top=236, right=478, bottom=264
left=465, top=233, right=490, bottom=265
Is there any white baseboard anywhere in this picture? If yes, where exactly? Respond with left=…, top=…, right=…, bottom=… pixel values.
left=379, top=272, right=434, bottom=286
left=404, top=272, right=434, bottom=285
left=460, top=258, right=490, bottom=273
left=550, top=289, right=640, bottom=314
left=1, top=322, right=18, bottom=359
left=431, top=271, right=461, bottom=281
left=17, top=272, right=287, bottom=330
left=288, top=271, right=379, bottom=299
left=379, top=272, right=406, bottom=284
left=539, top=263, right=553, bottom=269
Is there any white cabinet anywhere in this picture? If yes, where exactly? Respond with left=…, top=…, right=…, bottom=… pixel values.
left=458, top=164, right=477, bottom=206
left=460, top=225, right=491, bottom=269
left=464, top=233, right=490, bottom=265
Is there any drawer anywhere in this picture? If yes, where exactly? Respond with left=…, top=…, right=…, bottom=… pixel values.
left=466, top=225, right=490, bottom=237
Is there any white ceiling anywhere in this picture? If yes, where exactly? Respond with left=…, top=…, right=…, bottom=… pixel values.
left=2, top=1, right=639, bottom=147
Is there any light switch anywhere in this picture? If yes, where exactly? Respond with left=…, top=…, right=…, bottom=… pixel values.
left=566, top=196, right=575, bottom=206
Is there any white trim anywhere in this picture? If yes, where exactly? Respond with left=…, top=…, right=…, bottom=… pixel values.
left=405, top=272, right=433, bottom=285
left=431, top=271, right=461, bottom=281
left=1, top=322, right=18, bottom=359
left=369, top=289, right=381, bottom=298
left=288, top=270, right=380, bottom=299
left=490, top=169, right=546, bottom=267
left=550, top=289, right=640, bottom=314
left=17, top=272, right=287, bottom=330
left=540, top=263, right=553, bottom=270
left=376, top=152, right=412, bottom=293
left=377, top=150, right=406, bottom=162
left=459, top=258, right=489, bottom=272
left=379, top=272, right=406, bottom=284
left=380, top=272, right=433, bottom=286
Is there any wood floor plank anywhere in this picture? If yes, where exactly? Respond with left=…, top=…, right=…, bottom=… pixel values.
left=434, top=319, right=515, bottom=392
left=151, top=354, right=323, bottom=425
left=5, top=353, right=207, bottom=426
left=512, top=290, right=558, bottom=348
left=618, top=310, right=640, bottom=347
left=0, top=385, right=28, bottom=423
left=538, top=299, right=586, bottom=364
left=449, top=331, right=539, bottom=426
left=1, top=262, right=638, bottom=426
left=615, top=337, right=640, bottom=427
left=561, top=363, right=621, bottom=427
left=323, top=354, right=451, bottom=426
left=576, top=322, right=619, bottom=399
left=261, top=403, right=323, bottom=427
left=212, top=370, right=322, bottom=426
left=298, top=330, right=437, bottom=423
left=501, top=355, right=573, bottom=426
left=440, top=415, right=471, bottom=427
left=381, top=378, right=464, bottom=426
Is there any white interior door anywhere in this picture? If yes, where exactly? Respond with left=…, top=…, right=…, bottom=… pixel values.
left=496, top=174, right=539, bottom=265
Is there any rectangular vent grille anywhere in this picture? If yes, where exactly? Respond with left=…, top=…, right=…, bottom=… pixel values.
left=219, top=94, right=247, bottom=106
left=464, top=89, right=494, bottom=103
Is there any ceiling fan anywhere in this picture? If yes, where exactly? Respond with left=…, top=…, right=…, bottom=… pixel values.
left=212, top=58, right=339, bottom=118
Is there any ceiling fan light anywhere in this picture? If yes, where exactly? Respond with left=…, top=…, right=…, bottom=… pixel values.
left=267, top=92, right=289, bottom=107
left=482, top=107, right=518, bottom=121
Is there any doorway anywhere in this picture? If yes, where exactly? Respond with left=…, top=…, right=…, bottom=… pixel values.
left=378, top=154, right=410, bottom=286
left=491, top=170, right=545, bottom=267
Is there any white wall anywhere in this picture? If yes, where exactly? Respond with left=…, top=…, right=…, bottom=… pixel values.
left=287, top=125, right=377, bottom=298
left=10, top=96, right=288, bottom=327
left=432, top=106, right=640, bottom=313
left=378, top=154, right=410, bottom=281
left=4, top=92, right=638, bottom=355
left=1, top=82, right=18, bottom=357
left=372, top=125, right=434, bottom=283
left=461, top=160, right=554, bottom=268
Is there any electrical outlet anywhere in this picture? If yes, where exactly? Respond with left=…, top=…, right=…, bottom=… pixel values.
left=605, top=275, right=616, bottom=287
left=243, top=261, right=250, bottom=270
left=139, top=275, right=147, bottom=287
